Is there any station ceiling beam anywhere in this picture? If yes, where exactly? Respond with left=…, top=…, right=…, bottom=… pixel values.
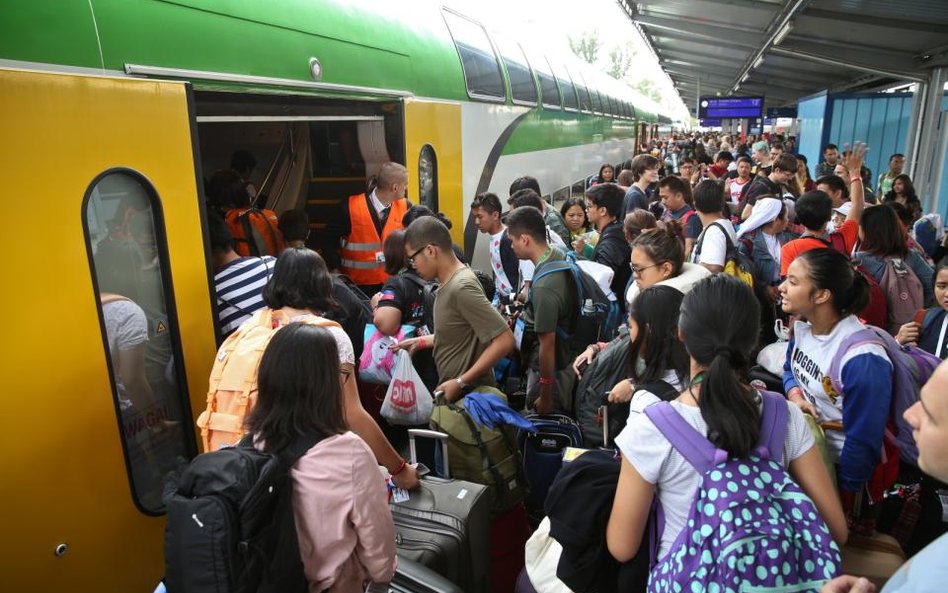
left=803, top=8, right=948, bottom=35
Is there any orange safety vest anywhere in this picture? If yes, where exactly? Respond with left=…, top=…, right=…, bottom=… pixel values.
left=340, top=193, right=408, bottom=285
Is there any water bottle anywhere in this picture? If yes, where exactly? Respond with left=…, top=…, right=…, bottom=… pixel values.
left=582, top=298, right=596, bottom=316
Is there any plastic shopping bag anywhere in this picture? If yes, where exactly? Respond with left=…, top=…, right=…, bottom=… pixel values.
left=380, top=350, right=433, bottom=425
left=359, top=324, right=415, bottom=384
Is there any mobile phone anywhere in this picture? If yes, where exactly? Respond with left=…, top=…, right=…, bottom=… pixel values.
left=414, top=462, right=431, bottom=477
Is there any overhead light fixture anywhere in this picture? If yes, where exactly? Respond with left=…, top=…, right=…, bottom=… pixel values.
left=753, top=56, right=765, bottom=70
left=773, top=21, right=793, bottom=46
left=741, top=72, right=750, bottom=83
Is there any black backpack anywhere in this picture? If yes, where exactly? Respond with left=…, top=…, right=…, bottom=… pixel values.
left=575, top=329, right=630, bottom=448
left=329, top=273, right=372, bottom=360
left=163, top=432, right=324, bottom=593
left=403, top=273, right=439, bottom=334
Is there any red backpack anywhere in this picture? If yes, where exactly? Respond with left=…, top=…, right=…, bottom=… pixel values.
left=815, top=235, right=889, bottom=330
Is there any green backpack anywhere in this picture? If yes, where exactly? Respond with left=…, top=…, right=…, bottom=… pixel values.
left=430, top=387, right=525, bottom=516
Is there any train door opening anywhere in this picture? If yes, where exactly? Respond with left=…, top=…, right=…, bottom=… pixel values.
left=191, top=91, right=406, bottom=266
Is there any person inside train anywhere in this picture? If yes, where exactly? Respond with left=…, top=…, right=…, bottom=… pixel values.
left=507, top=206, right=579, bottom=415
left=509, top=175, right=572, bottom=247
left=402, top=204, right=467, bottom=263
left=593, top=163, right=615, bottom=185
left=243, top=247, right=419, bottom=489
left=394, top=217, right=514, bottom=402
left=326, top=162, right=411, bottom=296
left=471, top=192, right=523, bottom=306
left=606, top=274, right=847, bottom=567
left=207, top=211, right=274, bottom=337
left=821, top=359, right=948, bottom=593
left=278, top=209, right=310, bottom=249
left=230, top=149, right=259, bottom=201
left=247, top=322, right=396, bottom=593
left=780, top=248, right=894, bottom=516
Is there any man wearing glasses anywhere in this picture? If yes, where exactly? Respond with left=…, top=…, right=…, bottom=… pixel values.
left=397, top=217, right=514, bottom=402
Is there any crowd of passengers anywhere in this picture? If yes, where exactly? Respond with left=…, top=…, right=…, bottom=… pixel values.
left=166, top=138, right=948, bottom=592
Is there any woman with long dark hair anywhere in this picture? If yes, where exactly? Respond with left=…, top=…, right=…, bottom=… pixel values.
left=780, top=248, right=894, bottom=513
left=882, top=174, right=922, bottom=222
left=607, top=275, right=846, bottom=564
left=237, top=247, right=418, bottom=488
left=605, top=285, right=689, bottom=406
left=248, top=323, right=396, bottom=592
left=853, top=204, right=933, bottom=332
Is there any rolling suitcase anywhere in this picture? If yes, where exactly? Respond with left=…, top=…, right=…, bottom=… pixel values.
left=387, top=557, right=465, bottom=593
left=390, top=429, right=492, bottom=593
left=519, top=414, right=583, bottom=519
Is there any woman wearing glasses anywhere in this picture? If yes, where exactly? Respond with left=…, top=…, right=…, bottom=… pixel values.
left=572, top=227, right=709, bottom=375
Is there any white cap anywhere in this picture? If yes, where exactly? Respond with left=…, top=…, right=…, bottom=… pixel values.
left=833, top=202, right=852, bottom=217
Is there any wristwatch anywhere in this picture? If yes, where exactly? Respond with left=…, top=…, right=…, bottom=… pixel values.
left=455, top=376, right=468, bottom=391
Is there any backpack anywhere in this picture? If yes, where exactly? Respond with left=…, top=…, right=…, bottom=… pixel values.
left=878, top=257, right=924, bottom=335
left=225, top=207, right=285, bottom=257
left=328, top=273, right=372, bottom=361
left=812, top=237, right=889, bottom=330
left=531, top=252, right=622, bottom=352
left=163, top=432, right=324, bottom=593
left=605, top=380, right=679, bottom=448
left=196, top=309, right=340, bottom=452
left=693, top=221, right=754, bottom=287
left=403, top=273, right=439, bottom=334
left=575, top=330, right=631, bottom=448
left=828, top=325, right=941, bottom=466
left=644, top=392, right=842, bottom=591
left=429, top=387, right=526, bottom=515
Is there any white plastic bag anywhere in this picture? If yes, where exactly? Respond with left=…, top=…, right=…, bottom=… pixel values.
left=380, top=350, right=433, bottom=425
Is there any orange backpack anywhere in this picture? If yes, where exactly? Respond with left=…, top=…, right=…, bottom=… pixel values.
left=196, top=309, right=340, bottom=452
left=225, top=207, right=285, bottom=257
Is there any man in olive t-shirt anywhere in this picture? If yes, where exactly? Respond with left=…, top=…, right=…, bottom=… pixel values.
left=507, top=206, right=578, bottom=414
left=397, top=216, right=514, bottom=402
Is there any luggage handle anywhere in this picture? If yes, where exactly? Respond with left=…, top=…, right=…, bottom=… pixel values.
left=408, top=428, right=450, bottom=479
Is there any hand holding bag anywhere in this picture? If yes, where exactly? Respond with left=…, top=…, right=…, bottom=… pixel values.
left=381, top=350, right=433, bottom=425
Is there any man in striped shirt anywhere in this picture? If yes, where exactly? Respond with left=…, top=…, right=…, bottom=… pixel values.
left=208, top=211, right=274, bottom=336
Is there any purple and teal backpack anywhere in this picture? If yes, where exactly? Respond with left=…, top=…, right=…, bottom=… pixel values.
left=644, top=391, right=841, bottom=592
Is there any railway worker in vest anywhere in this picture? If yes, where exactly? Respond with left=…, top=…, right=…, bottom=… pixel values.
left=208, top=211, right=274, bottom=337
left=471, top=192, right=521, bottom=307
left=507, top=206, right=578, bottom=414
left=395, top=217, right=515, bottom=402
left=339, top=162, right=410, bottom=296
left=509, top=175, right=572, bottom=248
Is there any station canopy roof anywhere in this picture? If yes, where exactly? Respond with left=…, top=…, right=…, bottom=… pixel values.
left=618, top=0, right=948, bottom=116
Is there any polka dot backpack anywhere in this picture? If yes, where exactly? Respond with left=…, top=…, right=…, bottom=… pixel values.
left=643, top=391, right=841, bottom=593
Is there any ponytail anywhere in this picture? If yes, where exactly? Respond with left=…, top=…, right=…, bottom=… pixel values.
left=797, top=249, right=870, bottom=317
left=679, top=275, right=761, bottom=458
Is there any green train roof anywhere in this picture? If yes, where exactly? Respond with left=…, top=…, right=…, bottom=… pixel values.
left=0, top=0, right=667, bottom=121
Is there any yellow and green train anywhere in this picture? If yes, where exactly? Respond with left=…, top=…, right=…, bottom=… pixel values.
left=0, top=1, right=670, bottom=589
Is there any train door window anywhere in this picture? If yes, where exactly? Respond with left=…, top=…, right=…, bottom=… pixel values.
left=418, top=144, right=439, bottom=212
left=495, top=37, right=537, bottom=106
left=590, top=88, right=603, bottom=114
left=443, top=9, right=505, bottom=102
left=556, top=65, right=579, bottom=111
left=577, top=85, right=592, bottom=113
left=83, top=170, right=191, bottom=514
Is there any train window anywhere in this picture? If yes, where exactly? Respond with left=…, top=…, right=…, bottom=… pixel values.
left=590, top=88, right=603, bottom=114
left=494, top=37, right=537, bottom=106
left=83, top=171, right=191, bottom=515
left=530, top=54, right=560, bottom=109
left=556, top=65, right=579, bottom=111
left=443, top=10, right=505, bottom=102
left=418, top=144, right=439, bottom=212
left=577, top=85, right=592, bottom=112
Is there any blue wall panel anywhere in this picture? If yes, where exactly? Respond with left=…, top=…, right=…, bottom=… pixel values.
left=824, top=94, right=913, bottom=188
left=797, top=93, right=828, bottom=179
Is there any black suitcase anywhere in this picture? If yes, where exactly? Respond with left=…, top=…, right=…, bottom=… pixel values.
left=390, top=429, right=492, bottom=593
left=386, top=558, right=465, bottom=593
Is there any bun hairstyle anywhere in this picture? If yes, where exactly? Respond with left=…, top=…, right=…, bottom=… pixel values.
left=630, top=226, right=684, bottom=277
left=679, top=275, right=761, bottom=458
left=797, top=248, right=870, bottom=317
